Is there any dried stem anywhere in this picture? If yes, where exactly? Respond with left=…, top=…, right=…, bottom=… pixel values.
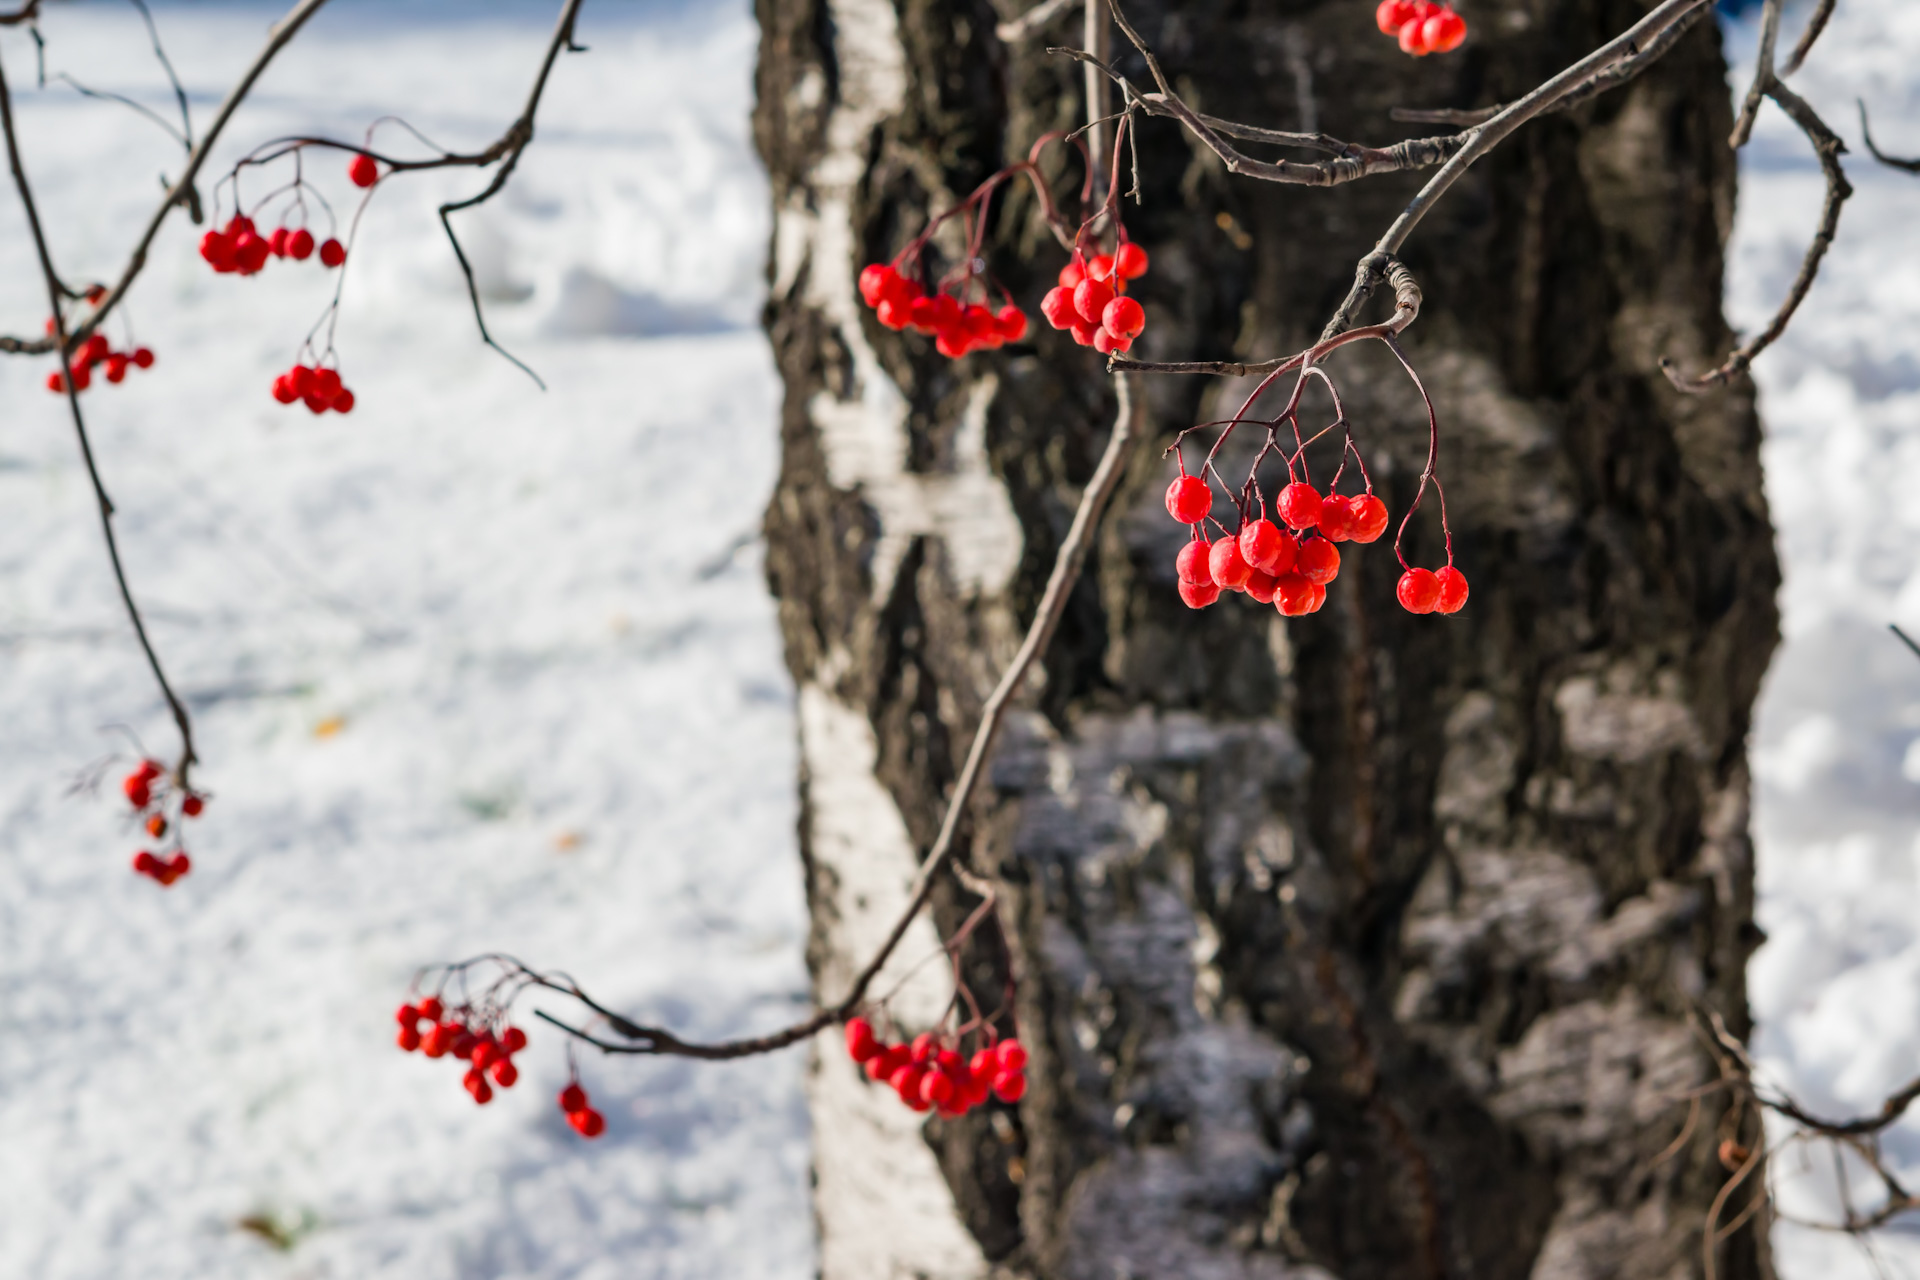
left=1859, top=101, right=1920, bottom=174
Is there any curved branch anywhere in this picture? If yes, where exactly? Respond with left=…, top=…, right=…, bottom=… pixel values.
left=1859, top=101, right=1920, bottom=174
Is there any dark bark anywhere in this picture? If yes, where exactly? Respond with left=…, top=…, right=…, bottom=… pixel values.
left=754, top=2, right=1779, bottom=1277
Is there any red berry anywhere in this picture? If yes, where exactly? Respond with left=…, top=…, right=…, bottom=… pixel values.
left=500, top=1026, right=527, bottom=1053
left=1208, top=537, right=1252, bottom=591
left=234, top=232, right=270, bottom=274
left=858, top=264, right=895, bottom=307
left=1274, top=573, right=1315, bottom=616
left=145, top=813, right=167, bottom=838
left=269, top=228, right=290, bottom=257
left=1114, top=242, right=1149, bottom=280
left=1318, top=494, right=1357, bottom=542
left=318, top=238, right=346, bottom=268
left=1296, top=538, right=1340, bottom=585
left=84, top=334, right=110, bottom=363
left=992, top=1070, right=1028, bottom=1103
left=287, top=229, right=315, bottom=260
left=921, top=1071, right=955, bottom=1107
left=1397, top=568, right=1442, bottom=614
left=123, top=772, right=152, bottom=809
left=472, top=1040, right=500, bottom=1071
left=489, top=1058, right=518, bottom=1087
left=1399, top=16, right=1432, bottom=54
left=1102, top=296, right=1145, bottom=340
left=1058, top=258, right=1086, bottom=289
left=1277, top=482, right=1322, bottom=531
left=466, top=1073, right=494, bottom=1105
left=181, top=793, right=204, bottom=817
left=418, top=996, right=444, bottom=1022
left=131, top=347, right=154, bottom=370
left=133, top=850, right=161, bottom=875
left=846, top=1017, right=880, bottom=1063
left=199, top=230, right=235, bottom=272
left=1306, top=582, right=1327, bottom=613
left=559, top=1083, right=588, bottom=1113
left=314, top=368, right=343, bottom=399
left=1425, top=7, right=1467, bottom=53
left=47, top=372, right=66, bottom=393
left=962, top=1072, right=993, bottom=1108
left=1164, top=474, right=1212, bottom=524
left=1177, top=578, right=1220, bottom=609
left=397, top=1024, right=421, bottom=1052
left=1238, top=519, right=1295, bottom=576
left=1092, top=327, right=1131, bottom=356
left=1073, top=278, right=1114, bottom=325
left=1435, top=565, right=1469, bottom=614
left=396, top=1003, right=420, bottom=1026
left=1087, top=253, right=1115, bottom=281
left=910, top=1033, right=936, bottom=1064
left=450, top=1029, right=478, bottom=1060
left=891, top=1063, right=925, bottom=1098
left=570, top=1107, right=606, bottom=1137
left=1377, top=0, right=1415, bottom=33
left=349, top=153, right=380, bottom=187
left=422, top=1025, right=453, bottom=1059
left=865, top=1048, right=900, bottom=1082
left=1244, top=569, right=1278, bottom=605
left=1069, top=319, right=1100, bottom=347
left=71, top=363, right=91, bottom=391
left=333, top=389, right=356, bottom=414
left=996, top=1040, right=1028, bottom=1071
left=875, top=297, right=910, bottom=329
left=272, top=376, right=298, bottom=405
left=164, top=853, right=190, bottom=882
left=995, top=305, right=1028, bottom=343
left=1175, top=538, right=1212, bottom=585
left=290, top=365, right=317, bottom=397
left=1350, top=494, right=1389, bottom=543
left=970, top=1049, right=996, bottom=1079
left=1040, top=286, right=1077, bottom=330
left=106, top=355, right=129, bottom=384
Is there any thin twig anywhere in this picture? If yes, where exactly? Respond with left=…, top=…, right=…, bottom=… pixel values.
left=0, top=55, right=196, bottom=781
left=1858, top=102, right=1920, bottom=174
left=1891, top=624, right=1920, bottom=663
left=127, top=0, right=192, bottom=151
left=1782, top=0, right=1836, bottom=76
left=1730, top=0, right=1784, bottom=148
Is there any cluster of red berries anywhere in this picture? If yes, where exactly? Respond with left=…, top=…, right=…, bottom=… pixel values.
left=271, top=364, right=355, bottom=415
left=857, top=264, right=1029, bottom=358
left=121, top=758, right=204, bottom=886
left=45, top=328, right=155, bottom=395
left=844, top=1017, right=1028, bottom=1117
left=200, top=215, right=345, bottom=276
left=394, top=997, right=529, bottom=1106
left=1165, top=474, right=1395, bottom=616
left=1376, top=0, right=1468, bottom=55
left=1040, top=243, right=1149, bottom=355
left=556, top=1081, right=607, bottom=1138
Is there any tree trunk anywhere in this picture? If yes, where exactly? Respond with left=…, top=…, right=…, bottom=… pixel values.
left=753, top=2, right=1779, bottom=1277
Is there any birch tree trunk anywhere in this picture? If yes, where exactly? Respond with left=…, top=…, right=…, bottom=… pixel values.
left=753, top=2, right=1780, bottom=1276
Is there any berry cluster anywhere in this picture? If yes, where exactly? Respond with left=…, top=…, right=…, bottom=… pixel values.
left=844, top=1017, right=1029, bottom=1117
left=556, top=1080, right=607, bottom=1138
left=1376, top=0, right=1468, bottom=55
left=271, top=363, right=356, bottom=415
left=1040, top=243, right=1149, bottom=354
left=1167, top=474, right=1392, bottom=616
left=199, top=215, right=344, bottom=276
left=120, top=757, right=204, bottom=887
left=44, top=306, right=155, bottom=396
left=394, top=996, right=528, bottom=1106
left=858, top=263, right=1029, bottom=357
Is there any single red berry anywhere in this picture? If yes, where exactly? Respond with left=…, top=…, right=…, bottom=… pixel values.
left=1318, top=494, right=1357, bottom=542
left=559, top=1083, right=588, bottom=1114
left=164, top=853, right=190, bottom=880
left=1244, top=569, right=1279, bottom=605
left=891, top=1064, right=925, bottom=1098
left=1073, top=278, right=1114, bottom=326
left=333, top=389, right=356, bottom=414
left=970, top=1049, right=997, bottom=1079
left=397, top=1024, right=421, bottom=1052
left=501, top=1026, right=527, bottom=1054
left=123, top=772, right=152, bottom=809
left=269, top=228, right=290, bottom=257
left=935, top=1048, right=964, bottom=1073
left=349, top=153, right=380, bottom=187
left=272, top=376, right=298, bottom=405
left=865, top=1050, right=898, bottom=1082
left=1039, top=286, right=1077, bottom=331
left=450, top=1029, right=478, bottom=1060
left=1175, top=538, right=1213, bottom=585
left=1087, top=253, right=1115, bottom=281
left=910, top=1033, right=937, bottom=1064
left=287, top=229, right=315, bottom=260
left=290, top=365, right=317, bottom=397
left=962, top=1073, right=993, bottom=1108
left=1165, top=474, right=1212, bottom=525
left=571, top=1107, right=606, bottom=1137
left=181, top=793, right=204, bottom=817
left=1237, top=519, right=1291, bottom=575
left=1102, top=296, right=1145, bottom=340
left=1177, top=578, right=1220, bottom=609
left=71, top=363, right=92, bottom=391
left=422, top=1026, right=452, bottom=1059
left=1349, top=494, right=1389, bottom=543
left=1058, top=258, right=1086, bottom=289
left=199, top=230, right=235, bottom=271
left=1092, top=327, right=1131, bottom=356
left=1296, top=538, right=1340, bottom=585
left=1397, top=568, right=1442, bottom=614
left=1114, top=242, right=1149, bottom=280
left=1307, top=581, right=1328, bottom=614
left=106, top=355, right=129, bottom=384
left=1208, top=537, right=1252, bottom=591
left=466, top=1072, right=494, bottom=1106
left=1424, top=6, right=1467, bottom=53
left=84, top=334, right=110, bottom=363
left=318, top=238, right=346, bottom=268
left=907, top=295, right=939, bottom=334
left=131, top=347, right=155, bottom=370
left=995, top=305, right=1028, bottom=343
left=1377, top=0, right=1416, bottom=33
left=1069, top=319, right=1100, bottom=347
left=858, top=264, right=895, bottom=307
left=47, top=372, right=66, bottom=393
left=395, top=1002, right=420, bottom=1026
left=1277, top=482, right=1322, bottom=531
left=1274, top=573, right=1315, bottom=617
left=992, top=1070, right=1028, bottom=1103
left=1399, top=15, right=1432, bottom=54
left=133, top=850, right=161, bottom=875
left=846, top=1017, right=880, bottom=1063
left=417, top=996, right=444, bottom=1022
left=226, top=215, right=255, bottom=237
left=996, top=1040, right=1028, bottom=1071
left=490, top=1058, right=518, bottom=1088
left=313, top=368, right=343, bottom=399
left=145, top=813, right=167, bottom=838
left=921, top=1071, right=956, bottom=1107
left=234, top=232, right=270, bottom=275
left=1435, top=565, right=1469, bottom=614
left=875, top=297, right=910, bottom=330
left=472, top=1041, right=500, bottom=1071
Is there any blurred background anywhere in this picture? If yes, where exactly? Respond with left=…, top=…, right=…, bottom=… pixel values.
left=0, top=0, right=1914, bottom=1276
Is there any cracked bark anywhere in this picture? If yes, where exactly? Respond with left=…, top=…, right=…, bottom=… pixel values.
left=754, top=2, right=1778, bottom=1277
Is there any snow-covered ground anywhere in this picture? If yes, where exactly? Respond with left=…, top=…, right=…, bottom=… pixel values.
left=1, top=0, right=1916, bottom=1276
left=1728, top=0, right=1920, bottom=1272
left=0, top=3, right=814, bottom=1278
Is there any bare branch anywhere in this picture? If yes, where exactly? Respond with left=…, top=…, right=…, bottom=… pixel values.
left=996, top=0, right=1078, bottom=45
left=0, top=0, right=39, bottom=27
left=1731, top=0, right=1785, bottom=148
left=1663, top=81, right=1850, bottom=392
left=1782, top=0, right=1837, bottom=76
left=1859, top=101, right=1920, bottom=174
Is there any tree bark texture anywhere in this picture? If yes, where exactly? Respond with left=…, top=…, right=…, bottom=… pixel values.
left=753, top=2, right=1780, bottom=1277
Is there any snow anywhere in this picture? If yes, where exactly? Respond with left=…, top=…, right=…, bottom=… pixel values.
left=2, top=0, right=1917, bottom=1275
left=0, top=3, right=813, bottom=1278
